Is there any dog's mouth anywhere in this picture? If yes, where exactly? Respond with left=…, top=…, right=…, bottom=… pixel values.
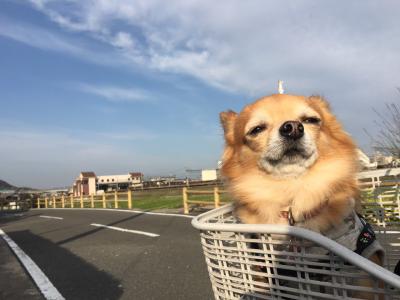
left=283, top=147, right=305, bottom=157
left=259, top=137, right=319, bottom=177
left=266, top=146, right=311, bottom=165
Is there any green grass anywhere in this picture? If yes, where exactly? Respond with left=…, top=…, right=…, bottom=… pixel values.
left=131, top=195, right=183, bottom=210
left=128, top=186, right=231, bottom=211
left=43, top=181, right=399, bottom=214
left=130, top=190, right=231, bottom=211
left=37, top=185, right=233, bottom=212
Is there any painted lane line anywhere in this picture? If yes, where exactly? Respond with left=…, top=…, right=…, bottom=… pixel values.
left=129, top=209, right=193, bottom=218
left=90, top=223, right=159, bottom=237
left=0, top=229, right=65, bottom=300
left=32, top=208, right=194, bottom=219
left=40, top=215, right=63, bottom=220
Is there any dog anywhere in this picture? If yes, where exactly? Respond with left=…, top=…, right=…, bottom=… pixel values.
left=219, top=94, right=385, bottom=297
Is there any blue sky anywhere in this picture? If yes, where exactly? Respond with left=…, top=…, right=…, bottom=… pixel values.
left=1, top=0, right=399, bottom=188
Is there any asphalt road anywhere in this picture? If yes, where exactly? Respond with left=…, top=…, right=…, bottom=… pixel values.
left=0, top=209, right=213, bottom=300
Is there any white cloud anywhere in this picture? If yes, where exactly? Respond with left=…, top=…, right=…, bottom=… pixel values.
left=0, top=128, right=156, bottom=160
left=0, top=126, right=159, bottom=188
left=0, top=16, right=127, bottom=67
left=22, top=0, right=400, bottom=96
left=111, top=32, right=135, bottom=49
left=77, top=83, right=152, bottom=102
left=3, top=0, right=400, bottom=153
left=0, top=17, right=83, bottom=54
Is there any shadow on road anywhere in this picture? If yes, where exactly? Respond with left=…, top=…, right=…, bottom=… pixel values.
left=0, top=212, right=42, bottom=226
left=56, top=212, right=146, bottom=246
left=6, top=230, right=123, bottom=300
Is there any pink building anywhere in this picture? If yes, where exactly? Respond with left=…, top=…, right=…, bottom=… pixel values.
left=72, top=172, right=97, bottom=196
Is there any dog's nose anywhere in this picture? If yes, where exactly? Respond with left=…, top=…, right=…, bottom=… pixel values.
left=279, top=121, right=304, bottom=140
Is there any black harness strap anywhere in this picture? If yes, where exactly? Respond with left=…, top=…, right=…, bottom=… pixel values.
left=354, top=214, right=376, bottom=255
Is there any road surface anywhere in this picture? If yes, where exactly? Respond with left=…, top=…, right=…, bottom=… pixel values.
left=0, top=209, right=213, bottom=300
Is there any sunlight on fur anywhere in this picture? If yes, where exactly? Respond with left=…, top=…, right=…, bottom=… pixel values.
left=219, top=94, right=359, bottom=232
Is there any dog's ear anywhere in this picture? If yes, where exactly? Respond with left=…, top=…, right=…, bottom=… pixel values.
left=308, top=95, right=331, bottom=112
left=308, top=95, right=356, bottom=150
left=220, top=110, right=237, bottom=145
left=308, top=95, right=337, bottom=129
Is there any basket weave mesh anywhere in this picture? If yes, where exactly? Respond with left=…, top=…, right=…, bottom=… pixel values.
left=196, top=206, right=400, bottom=300
left=193, top=169, right=400, bottom=299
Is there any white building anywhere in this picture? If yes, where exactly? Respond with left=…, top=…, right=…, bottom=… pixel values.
left=373, top=151, right=394, bottom=168
left=97, top=172, right=143, bottom=191
left=201, top=169, right=218, bottom=181
left=73, top=171, right=143, bottom=196
left=357, top=149, right=378, bottom=170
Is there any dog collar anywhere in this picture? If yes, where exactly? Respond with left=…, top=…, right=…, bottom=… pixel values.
left=279, top=207, right=295, bottom=225
left=280, top=200, right=329, bottom=225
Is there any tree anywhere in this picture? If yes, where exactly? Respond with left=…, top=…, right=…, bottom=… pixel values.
left=368, top=100, right=400, bottom=158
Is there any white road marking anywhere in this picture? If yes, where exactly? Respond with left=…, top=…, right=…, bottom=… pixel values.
left=90, top=223, right=159, bottom=237
left=129, top=209, right=193, bottom=218
left=0, top=229, right=65, bottom=300
left=40, top=215, right=63, bottom=220
left=33, top=208, right=194, bottom=218
left=376, top=230, right=400, bottom=234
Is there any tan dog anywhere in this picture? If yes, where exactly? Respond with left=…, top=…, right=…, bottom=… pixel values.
left=220, top=94, right=359, bottom=233
left=220, top=94, right=383, bottom=297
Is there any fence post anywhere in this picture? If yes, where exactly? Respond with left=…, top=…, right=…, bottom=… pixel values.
left=114, top=191, right=118, bottom=209
left=70, top=194, right=74, bottom=208
left=80, top=194, right=84, bottom=208
left=183, top=187, right=189, bottom=214
left=53, top=196, right=56, bottom=208
left=61, top=195, right=65, bottom=208
left=214, top=186, right=220, bottom=208
left=128, top=190, right=132, bottom=209
left=102, top=193, right=106, bottom=208
left=45, top=197, right=48, bottom=208
left=37, top=198, right=40, bottom=209
left=91, top=194, right=94, bottom=208
left=397, top=187, right=400, bottom=220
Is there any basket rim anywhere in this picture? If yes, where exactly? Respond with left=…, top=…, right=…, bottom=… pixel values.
left=191, top=204, right=400, bottom=289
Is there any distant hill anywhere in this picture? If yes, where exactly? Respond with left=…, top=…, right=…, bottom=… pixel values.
left=0, top=179, right=17, bottom=191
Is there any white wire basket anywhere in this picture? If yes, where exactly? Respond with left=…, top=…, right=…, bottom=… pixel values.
left=192, top=204, right=400, bottom=299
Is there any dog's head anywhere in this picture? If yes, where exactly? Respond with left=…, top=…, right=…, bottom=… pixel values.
left=220, top=94, right=357, bottom=179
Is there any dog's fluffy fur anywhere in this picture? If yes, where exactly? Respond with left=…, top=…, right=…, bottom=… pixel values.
left=220, top=94, right=385, bottom=298
left=220, top=94, right=360, bottom=233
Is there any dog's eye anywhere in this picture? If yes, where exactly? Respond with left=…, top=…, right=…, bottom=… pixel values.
left=247, top=124, right=266, bottom=136
left=302, top=117, right=321, bottom=124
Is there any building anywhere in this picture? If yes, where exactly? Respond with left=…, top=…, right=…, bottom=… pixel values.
left=357, top=149, right=378, bottom=170
left=201, top=169, right=218, bottom=181
left=73, top=172, right=96, bottom=196
left=146, top=176, right=177, bottom=187
left=97, top=172, right=143, bottom=192
left=72, top=171, right=143, bottom=196
left=373, top=151, right=395, bottom=168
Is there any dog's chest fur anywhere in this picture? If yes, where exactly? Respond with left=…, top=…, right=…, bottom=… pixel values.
left=231, top=166, right=357, bottom=233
